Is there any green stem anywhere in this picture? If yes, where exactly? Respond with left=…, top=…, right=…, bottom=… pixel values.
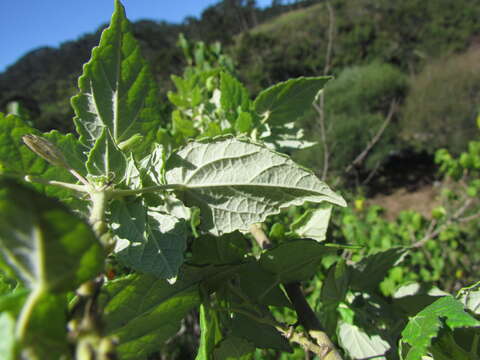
left=89, top=191, right=108, bottom=239
left=16, top=287, right=44, bottom=339
left=25, top=175, right=89, bottom=193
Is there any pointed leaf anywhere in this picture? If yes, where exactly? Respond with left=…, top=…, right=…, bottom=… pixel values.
left=220, top=72, right=250, bottom=120
left=350, top=247, right=408, bottom=291
left=165, top=137, right=345, bottom=235
left=0, top=180, right=104, bottom=292
left=259, top=239, right=334, bottom=283
left=195, top=305, right=223, bottom=360
left=71, top=0, right=161, bottom=156
left=401, top=296, right=480, bottom=360
left=253, top=76, right=331, bottom=125
left=111, top=198, right=187, bottom=280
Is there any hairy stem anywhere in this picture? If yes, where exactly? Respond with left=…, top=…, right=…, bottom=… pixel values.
left=25, top=175, right=89, bottom=193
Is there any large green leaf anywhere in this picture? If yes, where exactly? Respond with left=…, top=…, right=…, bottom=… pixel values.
left=165, top=137, right=345, bottom=235
left=220, top=72, right=250, bottom=124
left=71, top=0, right=161, bottom=157
left=401, top=296, right=480, bottom=360
left=0, top=180, right=104, bottom=293
left=259, top=239, right=333, bottom=283
left=253, top=76, right=331, bottom=125
left=99, top=267, right=216, bottom=360
left=338, top=322, right=391, bottom=360
left=111, top=198, right=187, bottom=280
left=190, top=232, right=249, bottom=266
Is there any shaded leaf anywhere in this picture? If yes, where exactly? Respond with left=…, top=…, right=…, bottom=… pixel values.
left=99, top=266, right=221, bottom=360
left=214, top=336, right=255, bottom=360
left=230, top=313, right=291, bottom=352
left=0, top=180, right=104, bottom=292
left=72, top=0, right=161, bottom=157
left=253, top=76, right=331, bottom=125
left=350, top=247, right=407, bottom=291
left=259, top=239, right=333, bottom=283
left=165, top=137, right=345, bottom=235
left=190, top=232, right=249, bottom=265
left=401, top=296, right=480, bottom=360
left=111, top=198, right=187, bottom=280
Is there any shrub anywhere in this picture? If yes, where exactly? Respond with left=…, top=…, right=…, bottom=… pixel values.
left=402, top=48, right=480, bottom=154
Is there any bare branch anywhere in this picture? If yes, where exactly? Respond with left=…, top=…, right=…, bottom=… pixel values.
left=345, top=100, right=397, bottom=175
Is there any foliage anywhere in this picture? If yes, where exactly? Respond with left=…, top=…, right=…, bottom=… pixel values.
left=402, top=48, right=480, bottom=155
left=0, top=2, right=479, bottom=360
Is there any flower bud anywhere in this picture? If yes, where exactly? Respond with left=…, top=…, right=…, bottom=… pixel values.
left=22, top=134, right=70, bottom=168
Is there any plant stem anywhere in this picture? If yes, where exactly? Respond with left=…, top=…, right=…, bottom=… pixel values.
left=25, top=175, right=89, bottom=193
left=249, top=224, right=343, bottom=360
left=89, top=190, right=108, bottom=241
left=16, top=287, right=43, bottom=339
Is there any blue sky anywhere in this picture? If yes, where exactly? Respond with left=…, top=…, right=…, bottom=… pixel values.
left=0, top=0, right=272, bottom=72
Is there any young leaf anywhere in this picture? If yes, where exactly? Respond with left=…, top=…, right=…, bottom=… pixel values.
left=401, top=296, right=480, bottom=360
left=99, top=268, right=210, bottom=360
left=86, top=127, right=127, bottom=182
left=165, top=137, right=346, bottom=235
left=290, top=204, right=332, bottom=242
left=220, top=72, right=250, bottom=121
left=259, top=239, right=334, bottom=283
left=71, top=0, right=161, bottom=156
left=0, top=180, right=104, bottom=293
left=338, top=322, right=391, bottom=360
left=253, top=76, right=331, bottom=125
left=111, top=198, right=187, bottom=280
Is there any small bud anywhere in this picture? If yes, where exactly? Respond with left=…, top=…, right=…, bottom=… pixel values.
left=22, top=134, right=69, bottom=168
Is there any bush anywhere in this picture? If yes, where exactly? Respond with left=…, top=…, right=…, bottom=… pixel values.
left=297, top=62, right=407, bottom=177
left=402, top=48, right=480, bottom=155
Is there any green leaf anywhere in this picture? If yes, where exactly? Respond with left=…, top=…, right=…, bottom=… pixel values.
left=111, top=198, right=187, bottom=280
left=86, top=127, right=127, bottom=181
left=236, top=262, right=291, bottom=307
left=321, top=259, right=349, bottom=304
left=220, top=72, right=250, bottom=120
left=290, top=204, right=332, bottom=242
left=235, top=112, right=253, bottom=134
left=71, top=0, right=161, bottom=156
left=259, top=239, right=333, bottom=283
left=0, top=114, right=86, bottom=205
left=214, top=336, right=255, bottom=360
left=338, top=322, right=391, bottom=360
left=350, top=247, right=407, bottom=291
left=458, top=282, right=480, bottom=315
left=99, top=267, right=212, bottom=360
left=165, top=137, right=345, bottom=235
left=253, top=76, right=331, bottom=125
left=195, top=304, right=223, bottom=360
left=190, top=232, right=249, bottom=265
left=0, top=313, right=16, bottom=360
left=401, top=296, right=480, bottom=360
left=230, top=312, right=291, bottom=352
left=0, top=180, right=104, bottom=293
left=19, top=293, right=69, bottom=360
